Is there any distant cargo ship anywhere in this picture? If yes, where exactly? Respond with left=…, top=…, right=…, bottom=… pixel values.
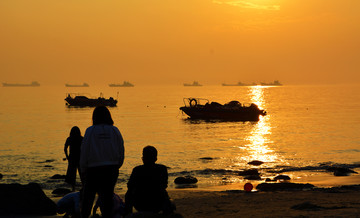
left=184, top=81, right=202, bottom=86
left=2, top=81, right=40, bottom=87
left=109, top=81, right=134, bottom=87
left=65, top=83, right=89, bottom=87
left=260, top=80, right=282, bottom=86
left=222, top=82, right=257, bottom=86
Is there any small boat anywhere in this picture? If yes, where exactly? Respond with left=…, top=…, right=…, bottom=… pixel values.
left=184, top=81, right=202, bottom=86
left=260, top=80, right=282, bottom=86
left=2, top=81, right=40, bottom=87
left=109, top=81, right=134, bottom=87
left=65, top=93, right=117, bottom=107
left=179, top=98, right=266, bottom=121
left=65, top=83, right=89, bottom=87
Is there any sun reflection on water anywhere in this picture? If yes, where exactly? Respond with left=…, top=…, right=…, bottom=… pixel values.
left=240, top=86, right=279, bottom=164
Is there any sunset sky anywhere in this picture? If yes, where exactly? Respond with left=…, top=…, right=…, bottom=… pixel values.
left=1, top=0, right=359, bottom=85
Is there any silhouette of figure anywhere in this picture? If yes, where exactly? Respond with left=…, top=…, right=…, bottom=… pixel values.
left=57, top=191, right=81, bottom=218
left=80, top=106, right=125, bottom=218
left=125, top=146, right=174, bottom=215
left=64, top=126, right=83, bottom=192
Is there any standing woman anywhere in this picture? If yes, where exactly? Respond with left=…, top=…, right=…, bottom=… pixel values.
left=80, top=106, right=125, bottom=218
left=64, top=126, right=83, bottom=192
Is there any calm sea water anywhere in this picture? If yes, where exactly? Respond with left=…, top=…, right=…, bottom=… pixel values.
left=0, top=84, right=360, bottom=194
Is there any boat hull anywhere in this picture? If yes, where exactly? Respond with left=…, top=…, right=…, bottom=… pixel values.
left=65, top=97, right=117, bottom=107
left=180, top=107, right=264, bottom=121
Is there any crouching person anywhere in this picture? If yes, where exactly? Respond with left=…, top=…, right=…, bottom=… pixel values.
left=124, top=146, right=176, bottom=216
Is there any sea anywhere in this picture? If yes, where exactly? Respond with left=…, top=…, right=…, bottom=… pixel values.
left=0, top=84, right=360, bottom=196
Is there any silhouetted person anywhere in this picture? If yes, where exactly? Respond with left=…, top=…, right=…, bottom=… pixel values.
left=64, top=126, right=83, bottom=192
left=80, top=106, right=125, bottom=218
left=125, top=146, right=174, bottom=215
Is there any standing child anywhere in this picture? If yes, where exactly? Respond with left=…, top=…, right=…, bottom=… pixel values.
left=64, top=126, right=83, bottom=191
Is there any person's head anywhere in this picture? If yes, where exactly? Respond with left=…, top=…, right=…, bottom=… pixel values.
left=142, top=145, right=158, bottom=165
left=70, top=126, right=81, bottom=137
left=92, top=106, right=114, bottom=125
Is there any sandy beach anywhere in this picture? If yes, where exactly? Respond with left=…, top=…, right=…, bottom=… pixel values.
left=167, top=187, right=360, bottom=217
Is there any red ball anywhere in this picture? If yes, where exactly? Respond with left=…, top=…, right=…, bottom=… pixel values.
left=244, top=182, right=253, bottom=192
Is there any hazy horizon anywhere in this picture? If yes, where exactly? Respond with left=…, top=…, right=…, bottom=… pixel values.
left=1, top=0, right=360, bottom=86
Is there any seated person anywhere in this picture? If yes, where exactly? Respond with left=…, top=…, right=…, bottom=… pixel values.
left=125, top=146, right=174, bottom=215
left=57, top=191, right=81, bottom=218
left=92, top=193, right=125, bottom=218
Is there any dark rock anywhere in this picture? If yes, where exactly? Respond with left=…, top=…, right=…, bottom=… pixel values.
left=248, top=160, right=264, bottom=166
left=244, top=175, right=262, bottom=180
left=44, top=165, right=53, bottom=168
left=274, top=175, right=291, bottom=181
left=0, top=183, right=57, bottom=215
left=52, top=188, right=72, bottom=196
left=199, top=157, right=214, bottom=160
left=326, top=167, right=358, bottom=176
left=256, top=182, right=315, bottom=191
left=50, top=174, right=66, bottom=180
left=0, top=173, right=2, bottom=179
left=174, top=176, right=198, bottom=184
left=239, top=169, right=260, bottom=176
left=265, top=178, right=272, bottom=182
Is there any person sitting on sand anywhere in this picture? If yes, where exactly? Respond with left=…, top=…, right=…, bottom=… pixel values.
left=57, top=191, right=81, bottom=218
left=124, top=145, right=174, bottom=215
left=92, top=193, right=125, bottom=218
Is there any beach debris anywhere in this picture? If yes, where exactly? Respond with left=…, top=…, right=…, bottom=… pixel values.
left=174, top=176, right=198, bottom=184
left=52, top=188, right=72, bottom=196
left=50, top=174, right=66, bottom=180
left=0, top=183, right=57, bottom=215
left=326, top=166, right=358, bottom=176
left=256, top=182, right=314, bottom=191
left=274, top=175, right=291, bottom=182
left=244, top=183, right=253, bottom=192
left=248, top=160, right=264, bottom=166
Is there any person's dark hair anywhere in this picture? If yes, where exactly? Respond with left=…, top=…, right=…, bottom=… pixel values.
left=142, top=145, right=158, bottom=164
left=92, top=106, right=114, bottom=125
left=70, top=126, right=81, bottom=138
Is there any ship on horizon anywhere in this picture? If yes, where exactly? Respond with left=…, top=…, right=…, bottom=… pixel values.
left=184, top=81, right=202, bottom=86
left=2, top=81, right=40, bottom=87
left=65, top=83, right=89, bottom=87
left=222, top=82, right=257, bottom=86
left=109, top=81, right=134, bottom=87
left=260, top=80, right=282, bottom=86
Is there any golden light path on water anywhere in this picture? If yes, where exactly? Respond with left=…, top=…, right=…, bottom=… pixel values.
left=241, top=86, right=279, bottom=164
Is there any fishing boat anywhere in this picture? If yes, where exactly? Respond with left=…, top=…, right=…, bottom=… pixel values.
left=65, top=83, right=89, bottom=87
left=184, top=81, right=202, bottom=86
left=179, top=98, right=266, bottom=121
left=2, top=81, right=40, bottom=87
left=65, top=93, right=117, bottom=107
left=109, top=81, right=134, bottom=87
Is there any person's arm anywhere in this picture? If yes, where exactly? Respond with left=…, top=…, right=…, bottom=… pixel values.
left=64, top=138, right=70, bottom=160
left=79, top=128, right=91, bottom=177
left=114, top=127, right=125, bottom=168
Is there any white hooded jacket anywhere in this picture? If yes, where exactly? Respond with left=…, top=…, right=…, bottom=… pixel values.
left=80, top=124, right=124, bottom=174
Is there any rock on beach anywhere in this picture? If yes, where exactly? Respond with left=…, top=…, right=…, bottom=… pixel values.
left=0, top=183, right=57, bottom=216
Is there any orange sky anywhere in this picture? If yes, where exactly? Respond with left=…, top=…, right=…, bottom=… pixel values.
left=1, top=0, right=359, bottom=85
